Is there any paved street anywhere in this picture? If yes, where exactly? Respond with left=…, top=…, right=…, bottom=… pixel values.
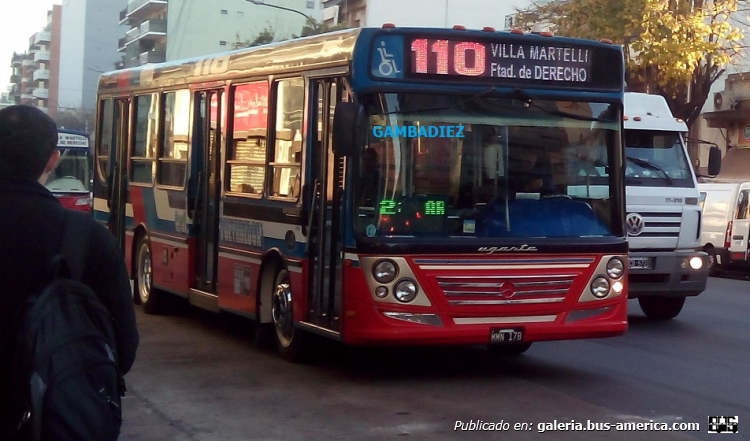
left=117, top=275, right=748, bottom=441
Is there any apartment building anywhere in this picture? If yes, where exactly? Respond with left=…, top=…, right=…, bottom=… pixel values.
left=119, top=0, right=321, bottom=69
left=7, top=6, right=62, bottom=119
left=7, top=0, right=124, bottom=120
left=321, top=0, right=527, bottom=29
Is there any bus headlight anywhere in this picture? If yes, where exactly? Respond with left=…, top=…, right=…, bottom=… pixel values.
left=590, top=277, right=610, bottom=298
left=373, top=259, right=398, bottom=284
left=375, top=286, right=389, bottom=298
left=606, top=258, right=624, bottom=279
left=394, top=279, right=418, bottom=303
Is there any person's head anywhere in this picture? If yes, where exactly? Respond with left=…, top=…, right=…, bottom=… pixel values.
left=363, top=147, right=379, bottom=171
left=483, top=127, right=499, bottom=144
left=510, top=146, right=538, bottom=171
left=0, top=105, right=59, bottom=182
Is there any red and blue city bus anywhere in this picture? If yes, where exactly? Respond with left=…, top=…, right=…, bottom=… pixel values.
left=94, top=26, right=628, bottom=360
left=45, top=129, right=91, bottom=212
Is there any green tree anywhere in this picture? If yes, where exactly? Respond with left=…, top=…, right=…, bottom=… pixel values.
left=516, top=0, right=745, bottom=129
left=234, top=25, right=277, bottom=49
left=292, top=16, right=350, bottom=38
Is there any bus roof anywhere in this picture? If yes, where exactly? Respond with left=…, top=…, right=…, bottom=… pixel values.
left=98, top=27, right=623, bottom=94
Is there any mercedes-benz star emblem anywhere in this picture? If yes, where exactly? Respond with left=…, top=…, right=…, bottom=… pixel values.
left=626, top=213, right=645, bottom=236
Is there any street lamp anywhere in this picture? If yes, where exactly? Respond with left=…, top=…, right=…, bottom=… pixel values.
left=244, top=0, right=311, bottom=21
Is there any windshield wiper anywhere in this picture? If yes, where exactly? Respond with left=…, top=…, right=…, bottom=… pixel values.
left=511, top=88, right=614, bottom=123
left=626, top=156, right=673, bottom=184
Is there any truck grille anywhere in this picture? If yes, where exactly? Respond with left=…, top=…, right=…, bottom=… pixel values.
left=627, top=211, right=682, bottom=238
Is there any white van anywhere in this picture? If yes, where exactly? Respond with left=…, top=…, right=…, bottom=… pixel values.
left=698, top=180, right=750, bottom=269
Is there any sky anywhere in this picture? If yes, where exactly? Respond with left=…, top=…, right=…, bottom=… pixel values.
left=1, top=0, right=60, bottom=94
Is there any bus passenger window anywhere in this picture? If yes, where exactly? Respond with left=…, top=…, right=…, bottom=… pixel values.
left=271, top=78, right=303, bottom=199
left=130, top=94, right=157, bottom=184
left=158, top=90, right=190, bottom=187
left=97, top=98, right=113, bottom=183
left=228, top=82, right=268, bottom=195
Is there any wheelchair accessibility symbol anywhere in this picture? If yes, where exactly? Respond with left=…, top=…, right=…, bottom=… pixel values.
left=377, top=41, right=401, bottom=76
left=371, top=36, right=403, bottom=78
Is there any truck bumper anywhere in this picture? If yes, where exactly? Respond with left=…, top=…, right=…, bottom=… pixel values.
left=627, top=250, right=709, bottom=298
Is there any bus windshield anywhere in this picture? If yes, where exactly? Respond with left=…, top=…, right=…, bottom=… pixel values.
left=355, top=93, right=620, bottom=240
left=44, top=147, right=90, bottom=194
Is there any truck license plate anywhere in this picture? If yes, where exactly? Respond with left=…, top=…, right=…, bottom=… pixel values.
left=490, top=328, right=524, bottom=344
left=629, top=257, right=651, bottom=270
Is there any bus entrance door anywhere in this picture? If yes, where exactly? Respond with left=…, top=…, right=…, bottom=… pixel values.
left=306, top=80, right=347, bottom=333
left=192, top=90, right=222, bottom=294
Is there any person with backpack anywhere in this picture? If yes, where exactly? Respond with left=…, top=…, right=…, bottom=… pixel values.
left=0, top=105, right=139, bottom=440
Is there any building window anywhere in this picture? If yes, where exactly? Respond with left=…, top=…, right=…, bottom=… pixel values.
left=219, top=41, right=227, bottom=46
left=306, top=1, right=314, bottom=8
left=221, top=9, right=228, bottom=15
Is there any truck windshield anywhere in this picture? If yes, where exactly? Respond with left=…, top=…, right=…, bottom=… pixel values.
left=354, top=93, right=620, bottom=240
left=622, top=130, right=694, bottom=187
left=44, top=148, right=90, bottom=194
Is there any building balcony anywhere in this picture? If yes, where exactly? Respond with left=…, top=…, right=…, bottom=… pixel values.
left=125, top=0, right=168, bottom=23
left=125, top=19, right=167, bottom=46
left=32, top=87, right=49, bottom=99
left=21, top=76, right=30, bottom=83
left=22, top=59, right=34, bottom=67
left=119, top=8, right=128, bottom=25
left=139, top=50, right=166, bottom=65
left=32, top=31, right=51, bottom=46
left=33, top=69, right=50, bottom=82
left=10, top=74, right=20, bottom=84
left=119, top=36, right=128, bottom=52
left=33, top=50, right=50, bottom=63
left=21, top=94, right=34, bottom=101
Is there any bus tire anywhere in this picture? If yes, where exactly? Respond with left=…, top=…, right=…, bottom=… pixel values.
left=135, top=237, right=164, bottom=315
left=271, top=267, right=307, bottom=362
left=488, top=342, right=532, bottom=356
left=638, top=296, right=685, bottom=320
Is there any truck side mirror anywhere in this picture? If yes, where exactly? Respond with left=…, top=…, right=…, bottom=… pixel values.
left=332, top=102, right=365, bottom=157
left=707, top=146, right=721, bottom=176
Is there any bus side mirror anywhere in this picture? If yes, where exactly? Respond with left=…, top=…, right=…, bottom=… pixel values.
left=707, top=146, right=721, bottom=176
left=332, top=102, right=365, bottom=157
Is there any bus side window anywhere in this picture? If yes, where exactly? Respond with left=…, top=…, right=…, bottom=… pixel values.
left=270, top=78, right=304, bottom=199
left=97, top=98, right=113, bottom=184
left=158, top=90, right=190, bottom=188
left=227, top=82, right=268, bottom=196
left=130, top=93, right=157, bottom=185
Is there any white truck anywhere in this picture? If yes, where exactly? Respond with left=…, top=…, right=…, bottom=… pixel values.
left=621, top=92, right=708, bottom=319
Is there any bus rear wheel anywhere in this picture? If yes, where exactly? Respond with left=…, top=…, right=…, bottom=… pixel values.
left=638, top=296, right=685, bottom=320
left=136, top=237, right=164, bottom=315
left=271, top=268, right=306, bottom=362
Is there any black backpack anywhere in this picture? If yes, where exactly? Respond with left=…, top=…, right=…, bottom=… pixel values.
left=1, top=210, right=124, bottom=441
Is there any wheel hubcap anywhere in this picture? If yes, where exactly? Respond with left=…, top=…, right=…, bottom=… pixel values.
left=138, top=244, right=152, bottom=303
left=272, top=280, right=294, bottom=347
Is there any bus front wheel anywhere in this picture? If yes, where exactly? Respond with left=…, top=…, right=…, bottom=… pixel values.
left=271, top=268, right=306, bottom=362
left=136, top=237, right=164, bottom=315
left=638, top=296, right=685, bottom=320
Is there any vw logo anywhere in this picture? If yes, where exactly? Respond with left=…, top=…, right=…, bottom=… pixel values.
left=626, top=213, right=645, bottom=236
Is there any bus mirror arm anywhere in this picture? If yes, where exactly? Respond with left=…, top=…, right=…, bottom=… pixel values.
left=332, top=102, right=365, bottom=157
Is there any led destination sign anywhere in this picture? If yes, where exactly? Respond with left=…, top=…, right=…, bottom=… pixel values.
left=406, top=36, right=623, bottom=90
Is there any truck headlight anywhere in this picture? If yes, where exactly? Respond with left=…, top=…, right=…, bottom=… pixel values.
left=394, top=279, right=418, bottom=303
left=606, top=258, right=624, bottom=279
left=373, top=259, right=398, bottom=283
left=590, top=277, right=610, bottom=298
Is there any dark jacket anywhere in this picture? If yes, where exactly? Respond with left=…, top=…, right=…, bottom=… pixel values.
left=0, top=179, right=139, bottom=397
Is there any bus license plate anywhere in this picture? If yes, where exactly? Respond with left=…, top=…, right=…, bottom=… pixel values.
left=629, top=257, right=652, bottom=270
left=490, top=328, right=524, bottom=344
